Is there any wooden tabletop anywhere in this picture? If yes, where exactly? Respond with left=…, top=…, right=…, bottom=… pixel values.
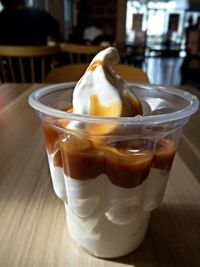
left=0, top=83, right=200, bottom=267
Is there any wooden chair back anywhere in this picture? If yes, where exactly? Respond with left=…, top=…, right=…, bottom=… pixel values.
left=113, top=64, right=149, bottom=83
left=60, top=43, right=104, bottom=64
left=46, top=63, right=149, bottom=83
left=0, top=46, right=60, bottom=83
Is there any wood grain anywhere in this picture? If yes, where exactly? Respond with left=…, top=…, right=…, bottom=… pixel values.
left=0, top=84, right=200, bottom=267
left=178, top=85, right=200, bottom=180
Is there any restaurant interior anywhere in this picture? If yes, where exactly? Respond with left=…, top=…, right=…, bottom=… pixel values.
left=0, top=0, right=200, bottom=87
left=1, top=1, right=200, bottom=267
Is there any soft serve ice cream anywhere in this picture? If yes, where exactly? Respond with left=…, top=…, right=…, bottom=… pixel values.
left=72, top=47, right=142, bottom=119
left=67, top=47, right=143, bottom=137
left=42, top=47, right=177, bottom=258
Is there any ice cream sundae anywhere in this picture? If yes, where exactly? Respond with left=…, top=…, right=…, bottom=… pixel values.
left=29, top=47, right=199, bottom=258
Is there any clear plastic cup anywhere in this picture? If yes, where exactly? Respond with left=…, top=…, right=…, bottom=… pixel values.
left=29, top=82, right=199, bottom=258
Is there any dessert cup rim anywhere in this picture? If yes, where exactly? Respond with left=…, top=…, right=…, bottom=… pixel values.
left=28, top=82, right=199, bottom=125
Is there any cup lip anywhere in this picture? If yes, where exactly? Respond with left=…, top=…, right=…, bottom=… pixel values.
left=28, top=82, right=199, bottom=125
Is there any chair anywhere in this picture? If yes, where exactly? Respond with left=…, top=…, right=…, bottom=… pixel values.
left=59, top=43, right=104, bottom=64
left=0, top=46, right=60, bottom=83
left=46, top=63, right=149, bottom=83
left=113, top=64, right=149, bottom=83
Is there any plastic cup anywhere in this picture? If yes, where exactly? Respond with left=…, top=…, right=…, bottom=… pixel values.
left=29, top=82, right=198, bottom=258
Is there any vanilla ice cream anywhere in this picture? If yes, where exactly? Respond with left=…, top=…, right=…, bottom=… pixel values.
left=73, top=47, right=142, bottom=118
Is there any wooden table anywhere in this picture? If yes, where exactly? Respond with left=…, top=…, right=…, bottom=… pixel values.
left=0, top=84, right=200, bottom=267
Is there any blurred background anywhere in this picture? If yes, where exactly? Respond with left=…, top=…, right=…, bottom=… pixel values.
left=0, top=0, right=200, bottom=87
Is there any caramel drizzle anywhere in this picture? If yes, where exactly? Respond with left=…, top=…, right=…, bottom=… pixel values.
left=90, top=94, right=122, bottom=116
left=87, top=60, right=105, bottom=71
left=87, top=60, right=113, bottom=78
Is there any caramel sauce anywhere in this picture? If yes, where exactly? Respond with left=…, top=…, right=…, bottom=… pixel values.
left=42, top=119, right=69, bottom=153
left=123, top=91, right=143, bottom=116
left=87, top=92, right=143, bottom=135
left=42, top=107, right=73, bottom=168
left=43, top=116, right=177, bottom=187
left=60, top=140, right=104, bottom=180
left=86, top=94, right=122, bottom=134
left=90, top=94, right=122, bottom=117
left=86, top=60, right=143, bottom=119
left=42, top=99, right=177, bottom=186
left=42, top=123, right=62, bottom=167
left=87, top=60, right=104, bottom=71
left=104, top=147, right=153, bottom=188
left=153, top=138, right=176, bottom=170
left=65, top=137, right=176, bottom=187
left=88, top=60, right=116, bottom=85
left=42, top=122, right=59, bottom=154
left=87, top=60, right=116, bottom=85
left=53, top=150, right=63, bottom=168
left=66, top=107, right=73, bottom=113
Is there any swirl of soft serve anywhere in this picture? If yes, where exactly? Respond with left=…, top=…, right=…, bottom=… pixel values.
left=73, top=47, right=142, bottom=117
left=68, top=47, right=143, bottom=135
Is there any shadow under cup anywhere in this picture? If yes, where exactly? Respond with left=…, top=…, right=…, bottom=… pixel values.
left=28, top=82, right=199, bottom=258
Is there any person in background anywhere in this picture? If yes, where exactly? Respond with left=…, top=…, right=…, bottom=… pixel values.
left=190, top=16, right=200, bottom=53
left=185, top=15, right=195, bottom=53
left=181, top=15, right=200, bottom=85
left=183, top=15, right=200, bottom=55
left=83, top=23, right=104, bottom=44
left=83, top=22, right=114, bottom=47
left=0, top=0, right=63, bottom=45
